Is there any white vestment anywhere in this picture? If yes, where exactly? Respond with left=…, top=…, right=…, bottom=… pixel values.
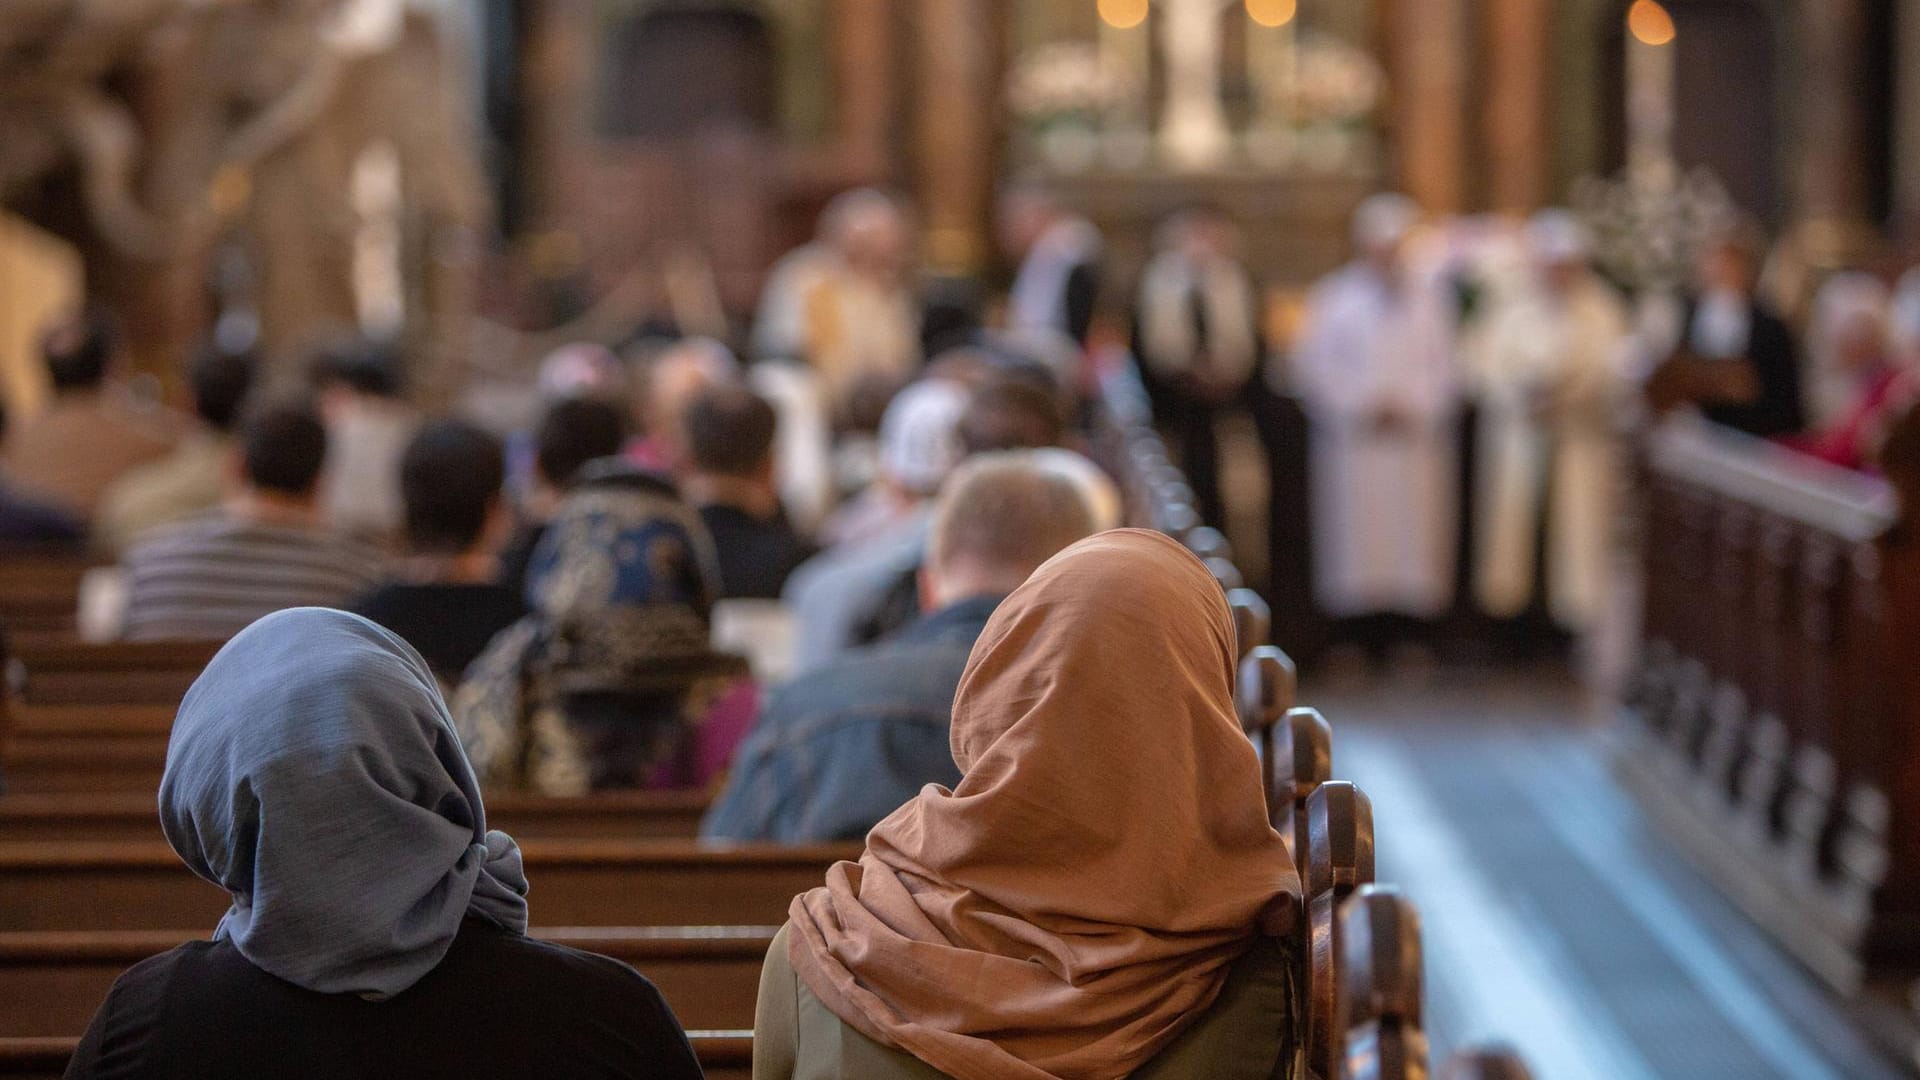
left=1291, top=264, right=1459, bottom=618
left=1466, top=275, right=1630, bottom=629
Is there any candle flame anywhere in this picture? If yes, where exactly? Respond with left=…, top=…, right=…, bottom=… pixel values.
left=1628, top=0, right=1676, bottom=46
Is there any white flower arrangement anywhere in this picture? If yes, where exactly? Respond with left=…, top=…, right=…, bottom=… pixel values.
left=1572, top=165, right=1738, bottom=294
left=1007, top=42, right=1135, bottom=128
left=1287, top=33, right=1381, bottom=129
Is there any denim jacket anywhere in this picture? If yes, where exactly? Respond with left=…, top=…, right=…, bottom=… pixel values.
left=700, top=595, right=1003, bottom=843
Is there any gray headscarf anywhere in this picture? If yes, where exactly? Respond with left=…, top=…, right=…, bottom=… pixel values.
left=160, top=607, right=530, bottom=998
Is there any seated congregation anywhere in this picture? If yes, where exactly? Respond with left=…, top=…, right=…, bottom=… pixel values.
left=0, top=265, right=1501, bottom=1078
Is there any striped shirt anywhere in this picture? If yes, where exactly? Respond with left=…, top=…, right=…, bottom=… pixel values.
left=121, top=514, right=387, bottom=642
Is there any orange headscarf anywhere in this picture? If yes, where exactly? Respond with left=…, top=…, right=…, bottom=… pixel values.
left=787, top=529, right=1300, bottom=1080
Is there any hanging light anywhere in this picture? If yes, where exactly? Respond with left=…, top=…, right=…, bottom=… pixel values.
left=1098, top=0, right=1150, bottom=30
left=1245, top=0, right=1297, bottom=28
left=1628, top=0, right=1677, bottom=46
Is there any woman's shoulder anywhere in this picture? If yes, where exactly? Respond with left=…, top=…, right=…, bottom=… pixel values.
left=454, top=920, right=672, bottom=1005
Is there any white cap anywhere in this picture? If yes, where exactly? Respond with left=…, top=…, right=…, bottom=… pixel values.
left=1527, top=209, right=1592, bottom=266
left=1353, top=193, right=1422, bottom=253
left=879, top=378, right=972, bottom=496
left=536, top=343, right=622, bottom=401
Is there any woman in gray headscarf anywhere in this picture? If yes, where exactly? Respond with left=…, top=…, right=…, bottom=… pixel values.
left=66, top=608, right=703, bottom=1080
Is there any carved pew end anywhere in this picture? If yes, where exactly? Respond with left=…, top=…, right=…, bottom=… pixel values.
left=1437, top=1046, right=1535, bottom=1080
left=1228, top=588, right=1271, bottom=662
left=1334, top=885, right=1424, bottom=1080
left=1184, top=525, right=1232, bottom=564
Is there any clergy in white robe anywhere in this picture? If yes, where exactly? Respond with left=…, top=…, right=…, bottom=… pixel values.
left=751, top=190, right=921, bottom=403
left=1465, top=211, right=1631, bottom=631
left=1290, top=194, right=1460, bottom=619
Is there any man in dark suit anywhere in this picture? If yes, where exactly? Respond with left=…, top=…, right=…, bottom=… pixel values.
left=1648, top=224, right=1805, bottom=437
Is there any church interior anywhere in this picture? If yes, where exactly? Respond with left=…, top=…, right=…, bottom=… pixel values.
left=5, top=1, right=1920, bottom=1077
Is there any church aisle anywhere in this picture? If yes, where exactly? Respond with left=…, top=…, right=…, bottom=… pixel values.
left=1310, top=668, right=1908, bottom=1080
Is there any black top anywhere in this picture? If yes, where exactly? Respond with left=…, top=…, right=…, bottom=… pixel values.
left=1694, top=300, right=1805, bottom=438
left=496, top=521, right=548, bottom=602
left=352, top=582, right=527, bottom=682
left=0, top=482, right=84, bottom=550
left=697, top=503, right=813, bottom=601
left=66, top=917, right=704, bottom=1080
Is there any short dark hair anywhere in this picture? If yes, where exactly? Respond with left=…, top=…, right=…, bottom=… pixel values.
left=683, top=382, right=776, bottom=478
left=310, top=338, right=405, bottom=399
left=188, top=346, right=257, bottom=432
left=400, top=420, right=505, bottom=555
left=958, top=375, right=1064, bottom=456
left=535, top=397, right=628, bottom=488
left=42, top=312, right=116, bottom=391
left=240, top=401, right=328, bottom=496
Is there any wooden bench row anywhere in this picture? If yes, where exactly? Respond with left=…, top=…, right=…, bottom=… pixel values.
left=0, top=788, right=712, bottom=843
left=0, top=840, right=851, bottom=933
left=0, top=1033, right=756, bottom=1080
left=0, top=366, right=1526, bottom=1079
left=0, top=924, right=775, bottom=1037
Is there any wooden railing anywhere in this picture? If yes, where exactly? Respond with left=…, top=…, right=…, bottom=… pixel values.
left=1620, top=415, right=1920, bottom=998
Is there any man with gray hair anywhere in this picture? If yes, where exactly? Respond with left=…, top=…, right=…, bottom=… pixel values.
left=702, top=453, right=1099, bottom=843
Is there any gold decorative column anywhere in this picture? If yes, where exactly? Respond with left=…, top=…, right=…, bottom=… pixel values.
left=1384, top=0, right=1469, bottom=213
left=1791, top=0, right=1878, bottom=266
left=1481, top=0, right=1551, bottom=213
left=912, top=0, right=1003, bottom=274
left=833, top=0, right=897, bottom=179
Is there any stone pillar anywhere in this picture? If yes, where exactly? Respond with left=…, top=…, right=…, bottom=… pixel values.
left=833, top=0, right=896, bottom=179
left=1481, top=0, right=1551, bottom=213
left=1384, top=0, right=1469, bottom=213
left=912, top=0, right=1002, bottom=274
left=1791, top=0, right=1878, bottom=265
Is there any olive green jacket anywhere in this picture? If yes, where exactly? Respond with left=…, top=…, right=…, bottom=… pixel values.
left=752, top=923, right=1297, bottom=1080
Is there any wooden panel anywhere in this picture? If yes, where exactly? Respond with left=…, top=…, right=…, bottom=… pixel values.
left=0, top=925, right=774, bottom=1036
left=0, top=841, right=852, bottom=932
left=0, top=790, right=712, bottom=844
left=0, top=1033, right=752, bottom=1080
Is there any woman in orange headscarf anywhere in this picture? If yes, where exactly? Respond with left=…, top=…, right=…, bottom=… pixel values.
left=754, top=529, right=1301, bottom=1080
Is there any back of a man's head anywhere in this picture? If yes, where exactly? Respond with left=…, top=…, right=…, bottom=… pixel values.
left=958, top=374, right=1065, bottom=456
left=535, top=397, right=627, bottom=489
left=683, top=381, right=776, bottom=479
left=401, top=420, right=505, bottom=555
left=310, top=339, right=406, bottom=400
left=241, top=401, right=328, bottom=498
left=189, top=346, right=257, bottom=433
left=42, top=312, right=117, bottom=392
left=926, top=453, right=1099, bottom=606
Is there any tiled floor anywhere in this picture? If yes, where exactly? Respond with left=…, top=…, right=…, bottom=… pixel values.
left=1306, top=664, right=1909, bottom=1080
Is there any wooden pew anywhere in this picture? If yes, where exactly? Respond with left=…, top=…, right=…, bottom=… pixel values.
left=1, top=640, right=214, bottom=792
left=1438, top=1047, right=1535, bottom=1080
left=0, top=925, right=775, bottom=1036
left=0, top=789, right=713, bottom=843
left=1617, top=419, right=1920, bottom=996
left=0, top=1032, right=755, bottom=1080
left=0, top=556, right=97, bottom=648
left=10, top=641, right=216, bottom=708
left=1302, top=781, right=1375, bottom=1079
left=1335, top=885, right=1428, bottom=1080
left=0, top=841, right=854, bottom=932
